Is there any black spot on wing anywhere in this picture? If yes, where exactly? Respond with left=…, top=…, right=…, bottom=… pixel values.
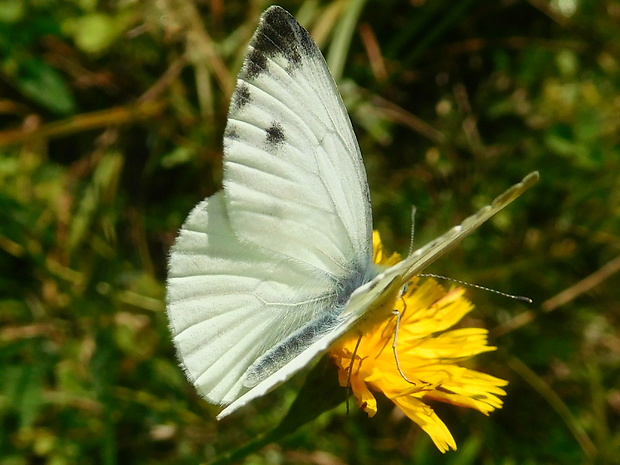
left=223, top=124, right=240, bottom=152
left=244, top=49, right=268, bottom=80
left=265, top=122, right=285, bottom=145
left=224, top=125, right=239, bottom=141
left=232, top=83, right=251, bottom=111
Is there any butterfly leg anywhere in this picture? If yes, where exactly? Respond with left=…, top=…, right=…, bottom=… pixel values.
left=346, top=333, right=364, bottom=414
left=391, top=308, right=419, bottom=385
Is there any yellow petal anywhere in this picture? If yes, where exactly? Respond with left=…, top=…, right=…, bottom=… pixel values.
left=391, top=395, right=457, bottom=453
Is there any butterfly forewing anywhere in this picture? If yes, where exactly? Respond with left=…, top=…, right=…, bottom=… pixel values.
left=398, top=171, right=540, bottom=283
left=341, top=172, right=540, bottom=324
left=223, top=6, right=373, bottom=277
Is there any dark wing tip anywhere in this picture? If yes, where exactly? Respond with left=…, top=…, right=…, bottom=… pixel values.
left=241, top=5, right=317, bottom=80
left=262, top=5, right=293, bottom=21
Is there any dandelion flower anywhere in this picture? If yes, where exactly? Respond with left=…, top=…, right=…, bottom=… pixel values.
left=330, top=232, right=508, bottom=452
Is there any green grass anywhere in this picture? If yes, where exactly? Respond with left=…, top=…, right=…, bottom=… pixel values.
left=1, top=0, right=619, bottom=463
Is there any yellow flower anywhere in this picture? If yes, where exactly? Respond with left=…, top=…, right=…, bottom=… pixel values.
left=330, top=232, right=508, bottom=453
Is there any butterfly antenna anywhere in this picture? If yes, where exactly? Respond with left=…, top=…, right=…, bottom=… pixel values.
left=392, top=309, right=416, bottom=384
left=418, top=273, right=533, bottom=303
left=408, top=205, right=417, bottom=257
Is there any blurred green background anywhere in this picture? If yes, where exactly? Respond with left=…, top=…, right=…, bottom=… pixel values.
left=1, top=0, right=618, bottom=463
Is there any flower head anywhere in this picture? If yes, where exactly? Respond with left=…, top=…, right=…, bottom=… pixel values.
left=330, top=232, right=508, bottom=452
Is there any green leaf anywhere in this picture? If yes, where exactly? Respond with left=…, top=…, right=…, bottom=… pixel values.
left=8, top=55, right=76, bottom=115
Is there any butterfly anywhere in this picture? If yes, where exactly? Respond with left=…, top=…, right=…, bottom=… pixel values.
left=166, top=5, right=538, bottom=420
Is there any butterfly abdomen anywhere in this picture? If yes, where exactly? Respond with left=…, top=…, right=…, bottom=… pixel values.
left=243, top=307, right=342, bottom=387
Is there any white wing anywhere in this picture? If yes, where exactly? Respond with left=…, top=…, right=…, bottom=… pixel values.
left=167, top=6, right=375, bottom=417
left=342, top=171, right=540, bottom=323
left=223, top=6, right=372, bottom=275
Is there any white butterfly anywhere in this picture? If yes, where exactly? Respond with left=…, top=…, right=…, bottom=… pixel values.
left=166, top=6, right=538, bottom=420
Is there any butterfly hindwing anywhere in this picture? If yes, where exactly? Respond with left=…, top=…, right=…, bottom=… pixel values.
left=168, top=193, right=319, bottom=404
